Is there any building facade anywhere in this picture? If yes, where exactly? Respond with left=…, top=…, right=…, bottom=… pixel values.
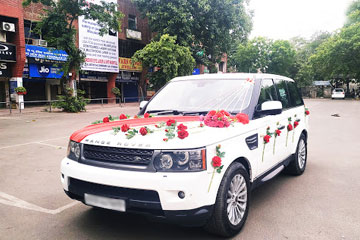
left=0, top=0, right=152, bottom=108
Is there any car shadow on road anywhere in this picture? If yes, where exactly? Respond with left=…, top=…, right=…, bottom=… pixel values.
left=71, top=207, right=220, bottom=240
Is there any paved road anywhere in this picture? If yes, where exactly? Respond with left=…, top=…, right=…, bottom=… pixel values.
left=0, top=99, right=359, bottom=240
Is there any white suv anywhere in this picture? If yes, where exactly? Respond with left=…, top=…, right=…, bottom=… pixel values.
left=61, top=73, right=309, bottom=237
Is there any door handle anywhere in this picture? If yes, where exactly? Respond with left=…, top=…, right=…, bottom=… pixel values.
left=278, top=125, right=285, bottom=130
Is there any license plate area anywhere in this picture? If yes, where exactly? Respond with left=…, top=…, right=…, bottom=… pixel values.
left=84, top=193, right=126, bottom=212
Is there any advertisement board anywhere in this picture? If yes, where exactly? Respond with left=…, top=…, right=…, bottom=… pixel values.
left=119, top=57, right=142, bottom=72
left=29, top=64, right=63, bottom=79
left=0, top=62, right=11, bottom=77
left=0, top=43, right=16, bottom=62
left=25, top=45, right=68, bottom=62
left=78, top=0, right=119, bottom=73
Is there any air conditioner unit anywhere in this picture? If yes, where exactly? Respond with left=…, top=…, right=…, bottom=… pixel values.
left=1, top=22, right=15, bottom=32
left=33, top=39, right=48, bottom=47
left=0, top=31, right=6, bottom=42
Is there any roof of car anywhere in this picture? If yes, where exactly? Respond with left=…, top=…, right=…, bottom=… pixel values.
left=171, top=73, right=294, bottom=82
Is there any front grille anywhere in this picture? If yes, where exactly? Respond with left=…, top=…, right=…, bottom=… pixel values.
left=82, top=144, right=154, bottom=166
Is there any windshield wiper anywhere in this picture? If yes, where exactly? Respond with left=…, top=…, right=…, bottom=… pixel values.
left=146, top=110, right=184, bottom=115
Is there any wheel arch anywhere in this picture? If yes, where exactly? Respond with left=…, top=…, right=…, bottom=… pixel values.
left=301, top=129, right=308, bottom=142
left=233, top=157, right=252, bottom=181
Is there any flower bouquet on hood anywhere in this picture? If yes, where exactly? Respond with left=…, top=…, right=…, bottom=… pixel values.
left=201, top=110, right=249, bottom=128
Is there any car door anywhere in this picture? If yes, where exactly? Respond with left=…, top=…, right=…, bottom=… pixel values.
left=253, top=78, right=283, bottom=175
left=274, top=79, right=300, bottom=160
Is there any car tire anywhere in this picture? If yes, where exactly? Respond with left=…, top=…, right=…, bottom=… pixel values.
left=204, top=162, right=250, bottom=237
left=284, top=133, right=307, bottom=175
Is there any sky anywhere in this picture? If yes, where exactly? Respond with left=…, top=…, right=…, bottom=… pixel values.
left=249, top=0, right=354, bottom=40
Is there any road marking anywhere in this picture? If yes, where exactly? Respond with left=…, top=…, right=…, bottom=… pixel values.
left=0, top=137, right=68, bottom=150
left=0, top=191, right=79, bottom=214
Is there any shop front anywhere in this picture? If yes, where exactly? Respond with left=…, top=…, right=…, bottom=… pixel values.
left=24, top=44, right=68, bottom=102
left=0, top=42, right=16, bottom=108
left=118, top=57, right=142, bottom=102
left=79, top=71, right=108, bottom=100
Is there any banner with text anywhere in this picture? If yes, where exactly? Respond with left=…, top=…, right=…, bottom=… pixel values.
left=119, top=57, right=142, bottom=72
left=78, top=0, right=119, bottom=73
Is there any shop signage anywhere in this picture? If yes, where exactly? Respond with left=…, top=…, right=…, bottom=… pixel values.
left=25, top=45, right=68, bottom=62
left=29, top=63, right=63, bottom=79
left=0, top=62, right=11, bottom=77
left=126, top=29, right=142, bottom=41
left=78, top=0, right=119, bottom=73
left=80, top=71, right=108, bottom=82
left=119, top=57, right=142, bottom=72
left=0, top=43, right=16, bottom=62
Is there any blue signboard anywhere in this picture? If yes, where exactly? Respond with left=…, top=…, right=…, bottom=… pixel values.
left=25, top=45, right=68, bottom=62
left=29, top=63, right=64, bottom=79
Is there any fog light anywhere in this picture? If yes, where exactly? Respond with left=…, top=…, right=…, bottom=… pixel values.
left=178, top=191, right=185, bottom=199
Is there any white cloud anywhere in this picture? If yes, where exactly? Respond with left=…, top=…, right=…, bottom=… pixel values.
left=249, top=0, right=353, bottom=40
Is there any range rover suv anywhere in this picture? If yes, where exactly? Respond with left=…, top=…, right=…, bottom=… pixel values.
left=61, top=73, right=309, bottom=237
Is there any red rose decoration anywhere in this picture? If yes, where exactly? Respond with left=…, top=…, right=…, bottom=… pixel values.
left=264, top=134, right=271, bottom=143
left=177, top=123, right=188, bottom=131
left=140, top=127, right=148, bottom=136
left=103, top=117, right=109, bottom=123
left=144, top=113, right=150, bottom=118
left=212, top=156, right=222, bottom=167
left=275, top=129, right=281, bottom=136
left=200, top=123, right=204, bottom=127
left=119, top=114, right=127, bottom=120
left=235, top=113, right=249, bottom=124
left=166, top=119, right=176, bottom=126
left=305, top=110, right=310, bottom=115
left=294, top=121, right=299, bottom=128
left=134, top=115, right=138, bottom=119
left=163, top=138, right=168, bottom=142
left=121, top=124, right=130, bottom=132
left=287, top=124, right=293, bottom=131
left=177, top=130, right=189, bottom=139
left=208, top=110, right=216, bottom=116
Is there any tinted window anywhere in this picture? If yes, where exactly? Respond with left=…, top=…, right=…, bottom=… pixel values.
left=258, top=79, right=278, bottom=105
left=287, top=81, right=303, bottom=107
left=274, top=79, right=291, bottom=109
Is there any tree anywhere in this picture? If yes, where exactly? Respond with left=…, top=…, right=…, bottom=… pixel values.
left=232, top=37, right=296, bottom=77
left=345, top=0, right=360, bottom=26
left=290, top=32, right=332, bottom=87
left=22, top=0, right=123, bottom=95
left=132, top=0, right=252, bottom=66
left=309, top=24, right=360, bottom=92
left=132, top=34, right=195, bottom=91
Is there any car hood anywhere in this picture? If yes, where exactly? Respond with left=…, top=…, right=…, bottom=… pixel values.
left=70, top=116, right=252, bottom=149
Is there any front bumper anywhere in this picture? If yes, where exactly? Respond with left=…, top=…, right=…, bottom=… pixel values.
left=61, top=158, right=216, bottom=225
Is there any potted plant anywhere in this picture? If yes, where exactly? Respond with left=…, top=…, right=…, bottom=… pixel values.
left=15, top=86, right=27, bottom=95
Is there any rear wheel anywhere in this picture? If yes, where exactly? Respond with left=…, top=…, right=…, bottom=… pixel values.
left=204, top=162, right=250, bottom=237
left=285, top=133, right=307, bottom=175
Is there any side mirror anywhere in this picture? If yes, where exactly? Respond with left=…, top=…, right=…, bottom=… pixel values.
left=139, top=100, right=148, bottom=110
left=257, top=101, right=282, bottom=116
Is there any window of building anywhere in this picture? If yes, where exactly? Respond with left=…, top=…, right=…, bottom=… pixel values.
left=24, top=20, right=40, bottom=43
left=119, top=39, right=145, bottom=58
left=128, top=15, right=137, bottom=30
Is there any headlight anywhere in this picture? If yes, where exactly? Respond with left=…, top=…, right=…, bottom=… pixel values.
left=67, top=140, right=81, bottom=161
left=154, top=149, right=206, bottom=172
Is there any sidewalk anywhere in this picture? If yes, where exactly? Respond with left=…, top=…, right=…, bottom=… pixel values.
left=0, top=102, right=140, bottom=116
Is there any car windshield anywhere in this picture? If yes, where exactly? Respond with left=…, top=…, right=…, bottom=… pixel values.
left=335, top=89, right=344, bottom=92
left=145, top=78, right=254, bottom=114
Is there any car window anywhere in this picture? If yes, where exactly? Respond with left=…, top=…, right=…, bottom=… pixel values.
left=258, top=79, right=278, bottom=105
left=287, top=81, right=303, bottom=107
left=335, top=89, right=344, bottom=92
left=274, top=79, right=291, bottom=109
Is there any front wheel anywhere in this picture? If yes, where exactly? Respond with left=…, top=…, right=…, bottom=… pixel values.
left=285, top=133, right=307, bottom=175
left=204, top=162, right=250, bottom=237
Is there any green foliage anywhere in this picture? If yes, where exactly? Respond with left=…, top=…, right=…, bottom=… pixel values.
left=14, top=86, right=27, bottom=93
left=309, top=23, right=360, bottom=89
left=345, top=0, right=360, bottom=26
left=232, top=37, right=296, bottom=77
left=22, top=0, right=124, bottom=104
left=132, top=34, right=195, bottom=90
left=132, top=0, right=252, bottom=65
left=111, top=87, right=121, bottom=96
left=52, top=89, right=89, bottom=112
